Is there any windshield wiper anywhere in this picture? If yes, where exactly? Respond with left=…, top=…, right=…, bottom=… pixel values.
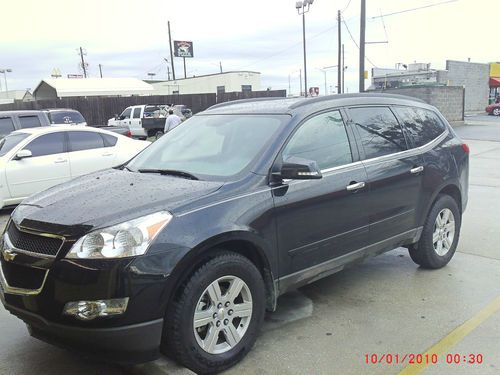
left=137, top=168, right=199, bottom=180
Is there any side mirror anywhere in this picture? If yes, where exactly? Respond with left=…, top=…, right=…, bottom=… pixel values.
left=15, top=149, right=32, bottom=160
left=279, top=156, right=322, bottom=180
left=114, top=114, right=119, bottom=120
left=119, top=115, right=126, bottom=120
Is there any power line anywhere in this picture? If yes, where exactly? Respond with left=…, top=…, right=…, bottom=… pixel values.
left=342, top=18, right=377, bottom=68
left=371, top=0, right=458, bottom=19
left=342, top=0, right=353, bottom=13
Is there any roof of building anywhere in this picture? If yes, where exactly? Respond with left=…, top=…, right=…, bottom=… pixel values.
left=205, top=93, right=427, bottom=114
left=33, top=78, right=154, bottom=97
left=147, top=70, right=261, bottom=84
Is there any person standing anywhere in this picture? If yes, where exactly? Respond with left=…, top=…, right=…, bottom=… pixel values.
left=164, top=109, right=182, bottom=133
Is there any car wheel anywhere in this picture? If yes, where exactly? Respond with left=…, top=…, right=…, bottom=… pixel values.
left=163, top=252, right=265, bottom=374
left=409, top=194, right=461, bottom=269
left=493, top=108, right=500, bottom=116
left=155, top=130, right=164, bottom=140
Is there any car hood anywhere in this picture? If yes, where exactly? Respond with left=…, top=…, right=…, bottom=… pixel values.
left=13, top=169, right=224, bottom=237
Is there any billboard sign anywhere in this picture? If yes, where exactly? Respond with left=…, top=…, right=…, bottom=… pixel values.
left=309, top=87, right=320, bottom=97
left=67, top=74, right=83, bottom=79
left=174, top=41, right=194, bottom=58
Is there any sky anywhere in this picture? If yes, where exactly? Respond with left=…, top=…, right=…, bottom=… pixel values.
left=1, top=0, right=498, bottom=95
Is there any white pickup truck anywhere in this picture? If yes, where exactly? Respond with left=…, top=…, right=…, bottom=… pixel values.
left=108, top=104, right=192, bottom=139
left=107, top=104, right=169, bottom=139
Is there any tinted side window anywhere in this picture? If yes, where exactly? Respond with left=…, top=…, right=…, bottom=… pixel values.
left=394, top=107, right=446, bottom=148
left=0, top=117, right=15, bottom=136
left=132, top=108, right=141, bottom=119
left=283, top=110, right=353, bottom=170
left=121, top=108, right=132, bottom=119
left=18, top=116, right=42, bottom=129
left=25, top=133, right=65, bottom=157
left=68, top=131, right=105, bottom=152
left=350, top=107, right=407, bottom=159
left=101, top=133, right=118, bottom=147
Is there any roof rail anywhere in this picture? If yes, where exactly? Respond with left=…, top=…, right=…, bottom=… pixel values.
left=207, top=97, right=289, bottom=110
left=289, top=92, right=425, bottom=109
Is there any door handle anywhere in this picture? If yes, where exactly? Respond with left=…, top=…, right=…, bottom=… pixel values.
left=102, top=152, right=113, bottom=157
left=54, top=158, right=67, bottom=164
left=346, top=181, right=366, bottom=191
left=410, top=166, right=424, bottom=174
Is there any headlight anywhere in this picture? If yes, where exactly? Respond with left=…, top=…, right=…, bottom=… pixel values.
left=66, top=211, right=172, bottom=259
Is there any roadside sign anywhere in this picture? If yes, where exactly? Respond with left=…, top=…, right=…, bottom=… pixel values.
left=174, top=41, right=194, bottom=58
left=67, top=74, right=83, bottom=79
left=309, top=87, right=320, bottom=97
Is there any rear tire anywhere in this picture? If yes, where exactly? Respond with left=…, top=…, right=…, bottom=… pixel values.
left=493, top=108, right=500, bottom=116
left=163, top=252, right=265, bottom=374
left=409, top=194, right=461, bottom=269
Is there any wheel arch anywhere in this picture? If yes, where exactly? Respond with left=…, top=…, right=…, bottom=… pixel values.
left=422, top=182, right=462, bottom=228
left=165, top=231, right=278, bottom=313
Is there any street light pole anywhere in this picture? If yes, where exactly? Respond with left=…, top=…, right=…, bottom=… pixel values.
left=0, top=69, right=12, bottom=92
left=296, top=0, right=314, bottom=97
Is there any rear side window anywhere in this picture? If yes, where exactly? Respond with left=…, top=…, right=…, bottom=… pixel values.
left=68, top=131, right=105, bottom=152
left=283, top=110, right=353, bottom=170
left=349, top=107, right=407, bottom=159
left=25, top=133, right=65, bottom=157
left=0, top=117, right=15, bottom=136
left=101, top=133, right=118, bottom=147
left=394, top=107, right=446, bottom=148
left=18, top=115, right=42, bottom=129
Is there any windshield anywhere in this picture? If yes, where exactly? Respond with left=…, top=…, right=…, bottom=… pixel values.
left=0, top=133, right=30, bottom=156
left=127, top=114, right=288, bottom=180
left=49, top=111, right=86, bottom=124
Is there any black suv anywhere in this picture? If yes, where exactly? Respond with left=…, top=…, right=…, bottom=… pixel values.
left=0, top=94, right=469, bottom=374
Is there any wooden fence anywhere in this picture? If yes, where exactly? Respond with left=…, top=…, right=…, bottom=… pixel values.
left=0, top=90, right=287, bottom=125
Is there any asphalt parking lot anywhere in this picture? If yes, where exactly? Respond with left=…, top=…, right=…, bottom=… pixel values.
left=0, top=118, right=499, bottom=375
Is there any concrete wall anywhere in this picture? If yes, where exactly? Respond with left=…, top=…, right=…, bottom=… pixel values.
left=446, top=60, right=489, bottom=112
left=152, top=71, right=261, bottom=95
left=377, top=86, right=464, bottom=122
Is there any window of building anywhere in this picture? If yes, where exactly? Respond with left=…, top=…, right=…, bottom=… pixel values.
left=241, top=85, right=252, bottom=92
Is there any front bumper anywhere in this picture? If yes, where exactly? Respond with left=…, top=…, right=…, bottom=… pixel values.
left=1, top=295, right=162, bottom=364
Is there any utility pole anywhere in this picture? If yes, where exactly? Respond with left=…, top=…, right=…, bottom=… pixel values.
left=302, top=12, right=308, bottom=97
left=219, top=61, right=223, bottom=74
left=79, top=47, right=87, bottom=78
left=98, top=64, right=103, bottom=78
left=168, top=21, right=176, bottom=80
left=163, top=58, right=171, bottom=80
left=337, top=10, right=342, bottom=94
left=342, top=44, right=345, bottom=93
left=299, top=69, right=303, bottom=97
left=359, top=0, right=366, bottom=92
left=183, top=57, right=187, bottom=78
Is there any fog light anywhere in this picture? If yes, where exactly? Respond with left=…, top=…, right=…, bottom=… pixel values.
left=63, top=298, right=129, bottom=321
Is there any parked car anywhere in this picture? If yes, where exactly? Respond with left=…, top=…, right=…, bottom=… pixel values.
left=108, top=104, right=191, bottom=139
left=0, top=126, right=149, bottom=209
left=0, top=110, right=50, bottom=139
left=485, top=102, right=500, bottom=116
left=0, top=94, right=469, bottom=374
left=43, top=109, right=87, bottom=126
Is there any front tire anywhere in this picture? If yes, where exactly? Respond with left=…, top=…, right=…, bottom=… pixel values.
left=163, top=252, right=265, bottom=374
left=493, top=107, right=500, bottom=116
left=409, top=194, right=461, bottom=269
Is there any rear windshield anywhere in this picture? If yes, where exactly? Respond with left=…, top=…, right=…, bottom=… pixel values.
left=0, top=133, right=30, bottom=156
left=48, top=111, right=86, bottom=124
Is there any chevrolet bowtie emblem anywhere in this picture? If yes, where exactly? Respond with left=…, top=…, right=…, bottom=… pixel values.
left=2, top=250, right=17, bottom=262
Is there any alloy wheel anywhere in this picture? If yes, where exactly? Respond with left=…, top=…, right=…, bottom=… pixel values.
left=432, top=208, right=455, bottom=256
left=193, top=276, right=253, bottom=354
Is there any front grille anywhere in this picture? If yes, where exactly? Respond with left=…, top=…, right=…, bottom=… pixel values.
left=1, top=260, right=46, bottom=290
left=7, top=223, right=63, bottom=257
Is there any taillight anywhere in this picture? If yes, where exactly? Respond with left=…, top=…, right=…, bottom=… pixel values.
left=461, top=143, right=470, bottom=154
left=126, top=130, right=132, bottom=138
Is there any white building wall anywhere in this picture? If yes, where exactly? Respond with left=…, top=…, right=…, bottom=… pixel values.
left=151, top=71, right=261, bottom=95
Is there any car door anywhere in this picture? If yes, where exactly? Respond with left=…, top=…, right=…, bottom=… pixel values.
left=347, top=106, right=425, bottom=244
left=272, top=109, right=370, bottom=276
left=67, top=130, right=114, bottom=177
left=5, top=132, right=70, bottom=199
left=129, top=106, right=143, bottom=134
